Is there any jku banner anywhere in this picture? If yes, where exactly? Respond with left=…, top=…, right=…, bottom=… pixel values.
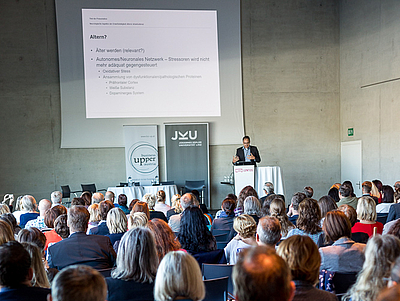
left=123, top=125, right=158, bottom=186
left=165, top=123, right=209, bottom=206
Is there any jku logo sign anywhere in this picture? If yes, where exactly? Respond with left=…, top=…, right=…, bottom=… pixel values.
left=171, top=130, right=198, bottom=140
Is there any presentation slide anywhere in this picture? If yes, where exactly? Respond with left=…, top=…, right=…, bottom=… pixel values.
left=82, top=9, right=220, bottom=118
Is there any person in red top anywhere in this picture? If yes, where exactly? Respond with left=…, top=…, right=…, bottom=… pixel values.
left=352, top=196, right=383, bottom=237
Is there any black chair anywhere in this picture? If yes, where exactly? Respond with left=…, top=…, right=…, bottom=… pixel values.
left=332, top=272, right=358, bottom=300
left=160, top=181, right=174, bottom=185
left=202, top=263, right=234, bottom=296
left=81, top=183, right=106, bottom=194
left=351, top=232, right=369, bottom=244
left=191, top=249, right=227, bottom=266
left=184, top=180, right=206, bottom=202
left=211, top=229, right=231, bottom=242
left=60, top=185, right=80, bottom=199
left=377, top=213, right=388, bottom=225
left=203, top=276, right=229, bottom=301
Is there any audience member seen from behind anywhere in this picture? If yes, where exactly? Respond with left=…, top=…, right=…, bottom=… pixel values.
left=116, top=194, right=130, bottom=214
left=166, top=194, right=182, bottom=220
left=106, top=227, right=158, bottom=301
left=54, top=214, right=69, bottom=239
left=344, top=235, right=400, bottom=301
left=154, top=190, right=171, bottom=217
left=106, top=207, right=127, bottom=246
left=286, top=198, right=324, bottom=247
left=277, top=235, right=337, bottom=301
left=43, top=205, right=66, bottom=250
left=318, top=195, right=338, bottom=226
left=338, top=204, right=368, bottom=244
left=0, top=220, right=15, bottom=245
left=269, top=198, right=294, bottom=238
left=376, top=185, right=395, bottom=213
left=235, top=185, right=259, bottom=216
left=80, top=191, right=92, bottom=207
left=128, top=212, right=148, bottom=230
left=243, top=196, right=261, bottom=224
left=143, top=193, right=168, bottom=222
left=147, top=218, right=182, bottom=261
left=21, top=242, right=50, bottom=288
left=256, top=216, right=281, bottom=247
left=328, top=184, right=341, bottom=203
left=131, top=201, right=150, bottom=220
left=19, top=195, right=39, bottom=228
left=88, top=200, right=114, bottom=235
left=154, top=251, right=205, bottom=301
left=224, top=214, right=257, bottom=265
left=352, top=196, right=383, bottom=237
left=17, top=227, right=46, bottom=254
left=87, top=203, right=100, bottom=234
left=287, top=192, right=307, bottom=226
left=0, top=213, right=20, bottom=237
left=303, top=186, right=314, bottom=198
left=211, top=197, right=236, bottom=232
left=233, top=245, right=295, bottom=301
left=0, top=241, right=50, bottom=301
left=178, top=206, right=216, bottom=254
left=337, top=183, right=358, bottom=209
left=50, top=265, right=106, bottom=301
left=320, top=210, right=365, bottom=273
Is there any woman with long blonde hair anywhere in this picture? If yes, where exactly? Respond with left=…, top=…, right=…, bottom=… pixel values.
left=344, top=235, right=400, bottom=301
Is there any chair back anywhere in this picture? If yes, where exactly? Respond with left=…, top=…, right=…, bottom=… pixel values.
left=81, top=184, right=97, bottom=193
left=184, top=180, right=206, bottom=191
left=202, top=263, right=234, bottom=296
left=376, top=213, right=388, bottom=225
left=61, top=185, right=71, bottom=198
left=160, top=181, right=175, bottom=185
left=191, top=249, right=227, bottom=266
left=203, top=276, right=228, bottom=301
left=211, top=229, right=231, bottom=242
left=351, top=232, right=369, bottom=244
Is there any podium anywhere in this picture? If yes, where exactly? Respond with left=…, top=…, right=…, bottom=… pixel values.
left=234, top=165, right=255, bottom=196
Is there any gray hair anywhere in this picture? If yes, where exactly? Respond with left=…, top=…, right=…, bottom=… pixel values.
left=257, top=216, right=281, bottom=246
left=104, top=191, right=115, bottom=202
left=243, top=196, right=261, bottom=217
left=142, top=193, right=156, bottom=210
left=112, top=227, right=158, bottom=282
left=263, top=182, right=274, bottom=194
left=51, top=191, right=62, bottom=205
left=51, top=265, right=106, bottom=301
left=91, top=193, right=104, bottom=204
left=21, top=195, right=37, bottom=211
left=106, top=208, right=127, bottom=234
left=180, top=193, right=196, bottom=210
left=154, top=251, right=205, bottom=301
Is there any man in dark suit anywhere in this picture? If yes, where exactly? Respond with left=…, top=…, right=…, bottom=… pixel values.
left=232, top=136, right=261, bottom=166
left=48, top=205, right=116, bottom=270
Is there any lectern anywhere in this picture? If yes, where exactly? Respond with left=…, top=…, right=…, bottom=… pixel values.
left=234, top=164, right=255, bottom=196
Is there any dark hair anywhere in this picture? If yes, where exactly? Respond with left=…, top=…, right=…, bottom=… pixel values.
left=178, top=206, right=216, bottom=253
left=243, top=135, right=250, bottom=142
left=147, top=218, right=181, bottom=261
left=303, top=187, right=314, bottom=198
left=339, top=184, right=352, bottom=197
left=318, top=196, right=338, bottom=218
left=17, top=227, right=46, bottom=251
left=44, top=205, right=67, bottom=228
left=156, top=190, right=166, bottom=203
left=342, top=181, right=356, bottom=197
left=68, top=206, right=90, bottom=232
left=291, top=192, right=307, bottom=211
left=362, top=181, right=373, bottom=193
left=131, top=201, right=150, bottom=220
left=54, top=214, right=69, bottom=239
left=226, top=193, right=237, bottom=202
left=0, top=213, right=17, bottom=232
left=118, top=194, right=128, bottom=207
left=199, top=204, right=209, bottom=214
left=221, top=198, right=236, bottom=216
left=129, top=199, right=140, bottom=211
left=81, top=191, right=92, bottom=206
left=71, top=197, right=86, bottom=206
left=373, top=179, right=383, bottom=191
left=296, top=198, right=321, bottom=234
left=237, top=186, right=259, bottom=209
left=328, top=187, right=340, bottom=202
left=382, top=185, right=395, bottom=203
left=388, top=220, right=400, bottom=240
left=99, top=200, right=114, bottom=220
left=0, top=241, right=31, bottom=287
left=261, top=194, right=277, bottom=216
left=338, top=204, right=357, bottom=227
left=323, top=210, right=352, bottom=242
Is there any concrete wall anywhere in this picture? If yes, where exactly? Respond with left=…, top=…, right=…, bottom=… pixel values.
left=0, top=0, right=341, bottom=209
left=340, top=0, right=400, bottom=185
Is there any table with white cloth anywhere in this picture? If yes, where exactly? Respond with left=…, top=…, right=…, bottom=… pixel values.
left=107, top=185, right=178, bottom=206
left=254, top=166, right=285, bottom=198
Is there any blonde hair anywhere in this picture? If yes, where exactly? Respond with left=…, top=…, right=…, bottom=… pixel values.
left=269, top=198, right=294, bottom=236
left=106, top=208, right=127, bottom=234
left=171, top=194, right=182, bottom=214
left=371, top=182, right=381, bottom=199
left=21, top=195, right=37, bottom=211
left=128, top=212, right=148, bottom=230
left=143, top=193, right=156, bottom=210
left=21, top=242, right=50, bottom=288
left=233, top=214, right=257, bottom=239
left=357, top=196, right=377, bottom=222
left=154, top=251, right=205, bottom=301
left=0, top=220, right=14, bottom=245
left=345, top=235, right=400, bottom=301
left=88, top=204, right=100, bottom=223
left=277, top=235, right=321, bottom=285
left=0, top=204, right=10, bottom=215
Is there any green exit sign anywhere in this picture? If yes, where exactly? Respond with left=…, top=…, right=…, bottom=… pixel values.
left=348, top=128, right=354, bottom=136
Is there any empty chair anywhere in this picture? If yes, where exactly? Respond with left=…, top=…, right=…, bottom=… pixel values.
left=81, top=183, right=106, bottom=194
left=184, top=180, right=206, bottom=202
left=202, top=263, right=234, bottom=296
left=203, top=276, right=228, bottom=301
left=60, top=185, right=80, bottom=199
